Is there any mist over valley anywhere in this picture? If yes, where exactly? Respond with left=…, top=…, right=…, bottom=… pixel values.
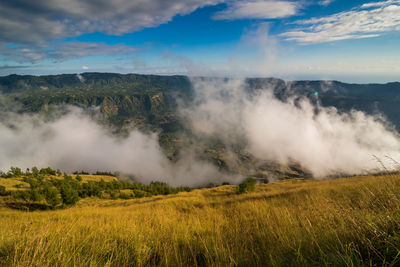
left=0, top=73, right=399, bottom=185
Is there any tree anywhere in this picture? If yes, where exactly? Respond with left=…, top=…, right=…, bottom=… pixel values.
left=0, top=185, right=8, bottom=196
left=43, top=186, right=61, bottom=208
left=31, top=166, right=39, bottom=177
left=40, top=167, right=56, bottom=175
left=60, top=182, right=79, bottom=205
left=30, top=189, right=42, bottom=202
left=238, top=178, right=256, bottom=194
left=9, top=166, right=22, bottom=177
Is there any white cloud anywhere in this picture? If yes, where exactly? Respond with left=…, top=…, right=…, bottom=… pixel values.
left=82, top=66, right=89, bottom=70
left=0, top=107, right=235, bottom=187
left=361, top=0, right=400, bottom=8
left=0, top=0, right=227, bottom=62
left=0, top=0, right=301, bottom=63
left=184, top=78, right=400, bottom=177
left=280, top=0, right=400, bottom=44
left=213, top=0, right=299, bottom=20
left=1, top=42, right=136, bottom=63
left=76, top=74, right=85, bottom=82
left=319, top=0, right=334, bottom=6
left=0, top=0, right=224, bottom=44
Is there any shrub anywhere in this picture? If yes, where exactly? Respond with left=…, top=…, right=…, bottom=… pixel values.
left=75, top=175, right=83, bottom=182
left=0, top=185, right=8, bottom=196
left=39, top=167, right=56, bottom=175
left=30, top=189, right=42, bottom=202
left=133, top=189, right=146, bottom=198
left=60, top=183, right=79, bottom=205
left=31, top=166, right=39, bottom=177
left=43, top=186, right=61, bottom=208
left=119, top=192, right=131, bottom=199
left=11, top=190, right=31, bottom=201
left=79, top=181, right=102, bottom=197
left=10, top=167, right=22, bottom=176
left=109, top=190, right=118, bottom=199
left=238, top=178, right=256, bottom=194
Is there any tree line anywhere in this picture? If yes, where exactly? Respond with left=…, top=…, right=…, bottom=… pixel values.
left=0, top=166, right=191, bottom=209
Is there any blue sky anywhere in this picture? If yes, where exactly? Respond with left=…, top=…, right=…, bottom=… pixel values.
left=0, top=0, right=399, bottom=83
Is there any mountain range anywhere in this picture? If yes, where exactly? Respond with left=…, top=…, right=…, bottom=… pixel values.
left=1, top=72, right=399, bottom=180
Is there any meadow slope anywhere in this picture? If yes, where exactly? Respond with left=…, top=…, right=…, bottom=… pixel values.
left=1, top=174, right=400, bottom=266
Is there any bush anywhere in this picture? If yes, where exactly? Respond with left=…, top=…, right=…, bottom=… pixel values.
left=119, top=192, right=131, bottom=199
left=30, top=189, right=42, bottom=202
left=3, top=166, right=193, bottom=208
left=133, top=189, right=146, bottom=198
left=11, top=190, right=31, bottom=201
left=39, top=167, right=56, bottom=176
left=60, top=183, right=79, bottom=205
left=238, top=178, right=256, bottom=194
left=109, top=190, right=118, bottom=199
left=43, top=186, right=61, bottom=208
left=0, top=185, right=8, bottom=196
left=10, top=167, right=22, bottom=176
left=31, top=166, right=39, bottom=177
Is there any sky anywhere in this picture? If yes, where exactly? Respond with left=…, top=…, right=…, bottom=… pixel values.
left=0, top=0, right=399, bottom=83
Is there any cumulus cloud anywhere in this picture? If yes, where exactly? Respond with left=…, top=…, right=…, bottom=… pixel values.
left=0, top=0, right=224, bottom=45
left=183, top=78, right=400, bottom=177
left=0, top=0, right=304, bottom=63
left=0, top=107, right=235, bottom=187
left=213, top=0, right=299, bottom=20
left=280, top=0, right=400, bottom=44
left=0, top=0, right=229, bottom=63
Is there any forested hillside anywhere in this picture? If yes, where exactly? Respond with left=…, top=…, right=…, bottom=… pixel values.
left=1, top=73, right=399, bottom=179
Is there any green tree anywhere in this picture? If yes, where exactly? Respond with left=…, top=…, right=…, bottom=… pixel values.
left=30, top=189, right=42, bottom=202
left=238, top=178, right=256, bottom=194
left=0, top=185, right=8, bottom=196
left=31, top=166, right=39, bottom=177
left=43, top=186, right=61, bottom=208
left=60, top=183, right=79, bottom=205
left=9, top=167, right=22, bottom=177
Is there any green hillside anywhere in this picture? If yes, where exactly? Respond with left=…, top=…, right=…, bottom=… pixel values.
left=0, top=167, right=191, bottom=211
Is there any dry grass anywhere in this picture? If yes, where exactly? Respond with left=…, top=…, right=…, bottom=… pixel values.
left=0, top=174, right=116, bottom=190
left=1, top=174, right=400, bottom=266
left=0, top=178, right=29, bottom=191
left=72, top=174, right=117, bottom=183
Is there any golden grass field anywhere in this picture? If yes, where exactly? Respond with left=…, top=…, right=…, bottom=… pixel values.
left=1, top=174, right=400, bottom=266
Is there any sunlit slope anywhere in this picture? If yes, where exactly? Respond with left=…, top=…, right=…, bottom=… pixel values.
left=0, top=174, right=117, bottom=191
left=1, top=174, right=400, bottom=266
